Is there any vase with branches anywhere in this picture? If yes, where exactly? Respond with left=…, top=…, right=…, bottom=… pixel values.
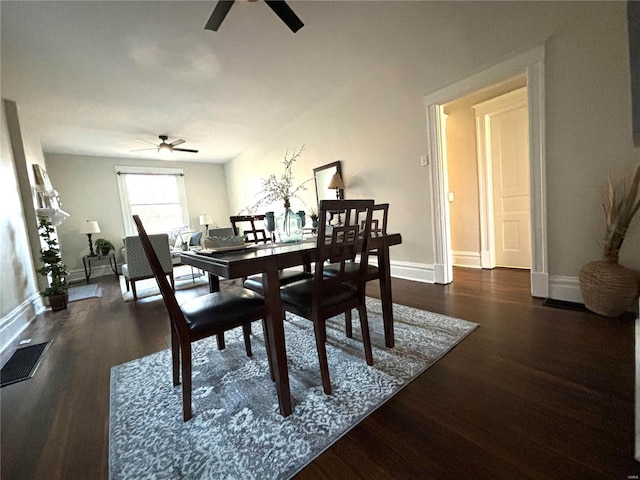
left=245, top=146, right=312, bottom=242
left=579, top=164, right=640, bottom=317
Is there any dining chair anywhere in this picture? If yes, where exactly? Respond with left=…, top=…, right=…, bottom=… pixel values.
left=230, top=215, right=269, bottom=243
left=279, top=199, right=375, bottom=395
left=230, top=214, right=313, bottom=294
left=323, top=203, right=389, bottom=338
left=132, top=214, right=273, bottom=421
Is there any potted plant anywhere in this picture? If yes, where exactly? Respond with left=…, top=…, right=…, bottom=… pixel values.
left=37, top=215, right=69, bottom=311
left=579, top=164, right=640, bottom=317
left=94, top=238, right=115, bottom=256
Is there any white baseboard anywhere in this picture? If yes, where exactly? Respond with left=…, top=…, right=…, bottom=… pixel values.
left=68, top=264, right=121, bottom=284
left=382, top=261, right=581, bottom=305
left=531, top=271, right=550, bottom=298
left=452, top=251, right=482, bottom=269
left=548, top=275, right=582, bottom=303
left=0, top=293, right=43, bottom=353
left=390, top=260, right=435, bottom=283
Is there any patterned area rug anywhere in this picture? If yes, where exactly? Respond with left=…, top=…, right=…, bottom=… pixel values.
left=119, top=265, right=208, bottom=302
left=109, top=298, right=478, bottom=479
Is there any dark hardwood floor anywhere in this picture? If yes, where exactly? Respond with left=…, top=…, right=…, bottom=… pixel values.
left=1, top=268, right=637, bottom=479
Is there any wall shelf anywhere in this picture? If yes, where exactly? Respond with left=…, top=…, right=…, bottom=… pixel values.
left=36, top=208, right=70, bottom=226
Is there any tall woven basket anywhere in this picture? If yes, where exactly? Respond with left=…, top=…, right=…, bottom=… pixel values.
left=579, top=260, right=639, bottom=317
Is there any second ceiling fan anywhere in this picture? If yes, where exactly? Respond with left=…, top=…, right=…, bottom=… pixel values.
left=205, top=0, right=304, bottom=33
left=132, top=135, right=199, bottom=155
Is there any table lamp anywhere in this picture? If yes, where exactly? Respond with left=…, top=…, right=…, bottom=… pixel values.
left=327, top=172, right=345, bottom=200
left=79, top=220, right=101, bottom=256
left=327, top=173, right=345, bottom=223
left=199, top=213, right=213, bottom=235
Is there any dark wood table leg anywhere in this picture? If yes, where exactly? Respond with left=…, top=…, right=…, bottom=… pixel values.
left=377, top=241, right=395, bottom=348
left=208, top=273, right=220, bottom=293
left=207, top=273, right=225, bottom=350
left=262, top=259, right=292, bottom=417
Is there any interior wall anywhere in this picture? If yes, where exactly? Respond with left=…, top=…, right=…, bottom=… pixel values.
left=1, top=100, right=43, bottom=351
left=45, top=154, right=230, bottom=278
left=226, top=1, right=639, bottom=280
left=1, top=101, right=39, bottom=317
left=444, top=76, right=527, bottom=266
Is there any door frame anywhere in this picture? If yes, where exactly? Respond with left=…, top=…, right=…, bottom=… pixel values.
left=423, top=45, right=549, bottom=298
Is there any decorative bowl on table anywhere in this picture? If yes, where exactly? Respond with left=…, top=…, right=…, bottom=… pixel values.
left=204, top=235, right=246, bottom=249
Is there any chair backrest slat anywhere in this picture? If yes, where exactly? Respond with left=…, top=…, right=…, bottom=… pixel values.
left=357, top=203, right=389, bottom=237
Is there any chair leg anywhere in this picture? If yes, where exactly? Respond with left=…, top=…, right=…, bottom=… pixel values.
left=181, top=341, right=192, bottom=421
left=169, top=273, right=175, bottom=291
left=357, top=305, right=373, bottom=366
left=242, top=324, right=253, bottom=357
left=171, top=325, right=180, bottom=386
left=125, top=278, right=130, bottom=291
left=313, top=319, right=332, bottom=395
left=131, top=281, right=138, bottom=301
left=262, top=319, right=275, bottom=382
left=216, top=333, right=225, bottom=350
left=345, top=310, right=353, bottom=338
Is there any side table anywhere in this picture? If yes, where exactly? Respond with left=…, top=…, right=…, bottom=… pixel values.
left=82, top=253, right=118, bottom=283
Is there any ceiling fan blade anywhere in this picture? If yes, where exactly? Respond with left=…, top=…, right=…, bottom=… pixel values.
left=205, top=0, right=235, bottom=31
left=134, top=139, right=159, bottom=147
left=169, top=139, right=185, bottom=147
left=172, top=148, right=199, bottom=153
left=130, top=148, right=158, bottom=152
left=264, top=1, right=304, bottom=33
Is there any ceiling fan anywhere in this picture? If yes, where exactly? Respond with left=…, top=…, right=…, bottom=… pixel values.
left=131, top=135, right=199, bottom=156
left=204, top=0, right=304, bottom=33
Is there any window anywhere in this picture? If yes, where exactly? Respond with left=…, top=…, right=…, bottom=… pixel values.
left=116, top=166, right=189, bottom=236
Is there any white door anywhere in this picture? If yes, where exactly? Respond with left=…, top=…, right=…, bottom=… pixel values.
left=474, top=88, right=531, bottom=269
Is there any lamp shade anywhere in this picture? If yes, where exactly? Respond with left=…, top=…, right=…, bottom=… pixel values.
left=199, top=213, right=213, bottom=226
left=79, top=220, right=100, bottom=234
left=327, top=172, right=345, bottom=189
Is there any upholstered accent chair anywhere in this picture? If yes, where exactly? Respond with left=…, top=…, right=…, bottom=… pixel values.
left=122, top=234, right=174, bottom=301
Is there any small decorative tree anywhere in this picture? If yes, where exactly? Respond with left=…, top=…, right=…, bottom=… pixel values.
left=37, top=215, right=69, bottom=310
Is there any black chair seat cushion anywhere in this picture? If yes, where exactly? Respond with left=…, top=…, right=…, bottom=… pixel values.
left=323, top=262, right=379, bottom=278
left=243, top=270, right=314, bottom=294
left=280, top=279, right=357, bottom=317
left=180, top=287, right=265, bottom=332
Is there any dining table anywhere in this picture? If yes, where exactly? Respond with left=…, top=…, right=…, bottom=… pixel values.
left=180, top=232, right=402, bottom=418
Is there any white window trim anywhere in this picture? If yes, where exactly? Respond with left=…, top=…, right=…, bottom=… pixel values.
left=115, top=165, right=189, bottom=236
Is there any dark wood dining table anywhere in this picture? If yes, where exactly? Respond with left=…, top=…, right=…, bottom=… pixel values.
left=180, top=232, right=402, bottom=417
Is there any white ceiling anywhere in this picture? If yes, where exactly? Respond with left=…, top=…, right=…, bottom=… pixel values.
left=1, top=1, right=379, bottom=163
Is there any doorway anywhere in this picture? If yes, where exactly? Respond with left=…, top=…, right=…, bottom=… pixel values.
left=444, top=83, right=531, bottom=271
left=424, top=45, right=549, bottom=298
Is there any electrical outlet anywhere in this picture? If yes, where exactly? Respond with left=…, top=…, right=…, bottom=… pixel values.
left=420, top=155, right=428, bottom=167
left=448, top=192, right=455, bottom=202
